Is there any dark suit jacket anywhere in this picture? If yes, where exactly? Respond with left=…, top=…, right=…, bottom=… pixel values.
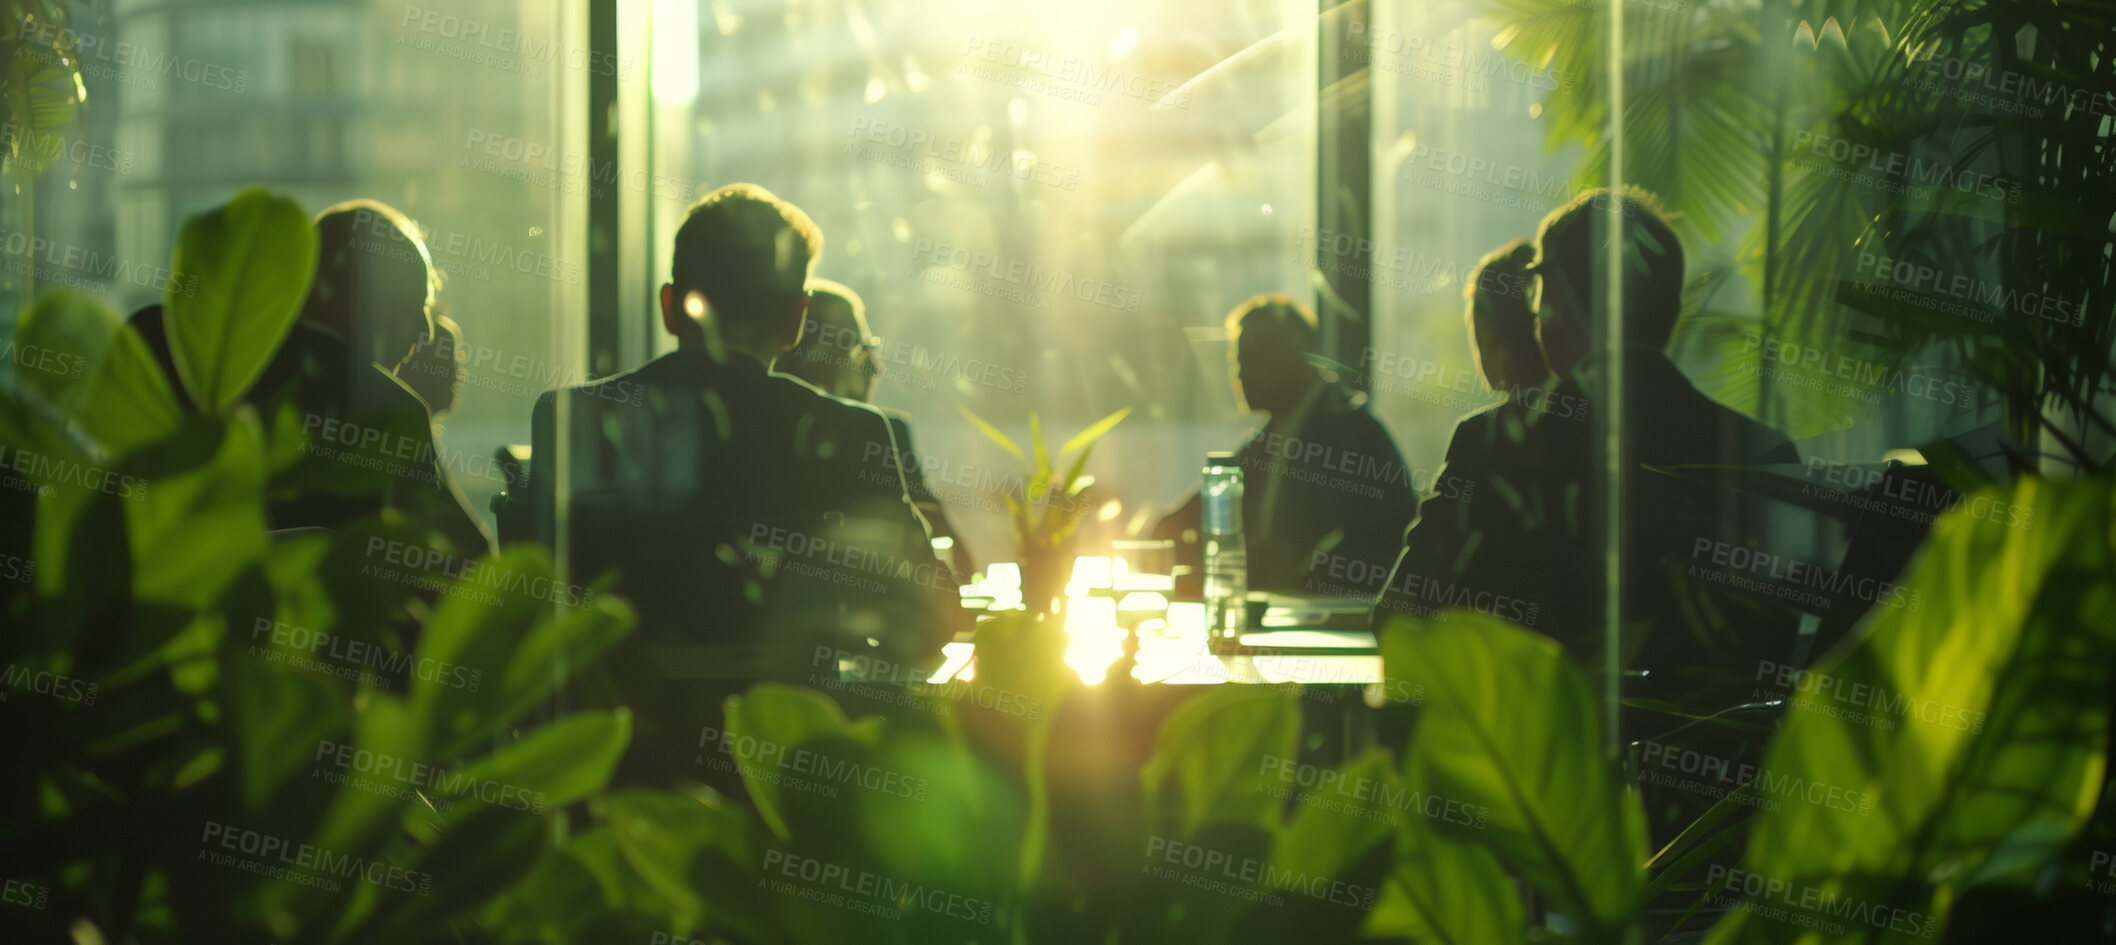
left=879, top=409, right=973, bottom=580
left=1231, top=383, right=1419, bottom=593
left=1367, top=398, right=1548, bottom=622
left=128, top=306, right=491, bottom=557
left=527, top=346, right=959, bottom=671
left=1375, top=350, right=1800, bottom=704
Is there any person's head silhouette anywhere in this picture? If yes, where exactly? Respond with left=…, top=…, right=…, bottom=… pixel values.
left=777, top=278, right=880, bottom=401
left=306, top=199, right=440, bottom=372
left=1224, top=293, right=1321, bottom=417
left=662, top=183, right=823, bottom=364
left=1463, top=239, right=1547, bottom=393
left=1527, top=187, right=1683, bottom=378
left=399, top=311, right=464, bottom=416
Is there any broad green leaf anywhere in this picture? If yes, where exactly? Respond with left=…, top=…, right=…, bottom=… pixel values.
left=1141, top=686, right=1300, bottom=837
left=596, top=789, right=768, bottom=939
left=480, top=830, right=694, bottom=943
left=411, top=709, right=631, bottom=834
left=164, top=187, right=317, bottom=414
left=46, top=412, right=267, bottom=684
left=345, top=806, right=546, bottom=945
left=1275, top=751, right=1397, bottom=882
left=478, top=833, right=627, bottom=943
left=410, top=545, right=632, bottom=759
left=852, top=727, right=1024, bottom=905
left=125, top=413, right=268, bottom=611
left=23, top=430, right=126, bottom=660
left=0, top=380, right=79, bottom=461
left=1709, top=477, right=2116, bottom=943
left=219, top=634, right=342, bottom=816
left=11, top=289, right=179, bottom=456
left=1365, top=832, right=1523, bottom=945
left=721, top=682, right=879, bottom=840
left=1380, top=612, right=1649, bottom=932
left=293, top=696, right=431, bottom=937
left=1257, top=751, right=1398, bottom=940
left=1, top=57, right=83, bottom=178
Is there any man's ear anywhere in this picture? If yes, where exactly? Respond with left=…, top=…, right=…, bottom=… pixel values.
left=659, top=283, right=681, bottom=336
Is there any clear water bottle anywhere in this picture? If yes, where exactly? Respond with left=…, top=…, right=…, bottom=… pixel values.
left=1202, top=451, right=1247, bottom=653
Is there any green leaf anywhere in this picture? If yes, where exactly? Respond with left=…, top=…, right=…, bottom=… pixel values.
left=346, top=806, right=547, bottom=945
left=11, top=290, right=180, bottom=456
left=478, top=832, right=638, bottom=943
left=1, top=56, right=83, bottom=178
left=1056, top=407, right=1131, bottom=460
left=164, top=187, right=317, bottom=414
left=305, top=696, right=429, bottom=863
left=1029, top=412, right=1050, bottom=479
left=1141, top=686, right=1301, bottom=837
left=957, top=404, right=1025, bottom=466
left=1056, top=409, right=1129, bottom=525
left=410, top=545, right=632, bottom=759
left=413, top=709, right=632, bottom=833
left=596, top=789, right=768, bottom=938
left=1640, top=780, right=1761, bottom=902
left=1379, top=612, right=1649, bottom=932
left=1275, top=752, right=1397, bottom=878
left=850, top=727, right=1025, bottom=898
left=222, top=647, right=345, bottom=810
left=124, top=413, right=269, bottom=611
left=721, top=682, right=878, bottom=840
left=1263, top=751, right=1398, bottom=939
left=1709, top=477, right=2116, bottom=942
left=1366, top=833, right=1523, bottom=945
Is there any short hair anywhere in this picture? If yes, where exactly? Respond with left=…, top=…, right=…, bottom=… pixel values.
left=803, top=278, right=867, bottom=339
left=1465, top=240, right=1540, bottom=375
left=671, top=183, right=823, bottom=325
left=1224, top=293, right=1318, bottom=353
left=1531, top=186, right=1684, bottom=349
left=782, top=278, right=870, bottom=373
left=306, top=199, right=439, bottom=350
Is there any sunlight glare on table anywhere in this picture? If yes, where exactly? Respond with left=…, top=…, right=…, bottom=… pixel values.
left=1062, top=594, right=1124, bottom=683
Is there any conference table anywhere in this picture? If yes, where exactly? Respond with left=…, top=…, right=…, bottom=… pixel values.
left=897, top=555, right=1390, bottom=694
left=805, top=553, right=1407, bottom=770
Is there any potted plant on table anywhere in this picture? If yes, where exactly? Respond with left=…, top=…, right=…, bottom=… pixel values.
left=960, top=406, right=1130, bottom=615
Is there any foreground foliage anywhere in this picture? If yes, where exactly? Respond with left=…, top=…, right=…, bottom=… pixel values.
left=5, top=169, right=2114, bottom=945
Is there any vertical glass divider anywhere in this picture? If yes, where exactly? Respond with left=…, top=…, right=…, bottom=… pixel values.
left=1602, top=0, right=1627, bottom=764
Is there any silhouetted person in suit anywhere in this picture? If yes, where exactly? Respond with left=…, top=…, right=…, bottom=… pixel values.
left=1157, top=294, right=1417, bottom=594
left=775, top=278, right=974, bottom=581
left=1365, top=241, right=1570, bottom=623
left=527, top=183, right=958, bottom=678
left=129, top=200, right=492, bottom=558
left=1376, top=188, right=1799, bottom=708
left=1465, top=240, right=1551, bottom=395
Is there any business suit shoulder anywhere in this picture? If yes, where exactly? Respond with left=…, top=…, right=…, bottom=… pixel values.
left=566, top=358, right=665, bottom=404
left=764, top=373, right=898, bottom=461
left=1445, top=400, right=1534, bottom=468
left=1685, top=383, right=1800, bottom=465
left=876, top=406, right=915, bottom=441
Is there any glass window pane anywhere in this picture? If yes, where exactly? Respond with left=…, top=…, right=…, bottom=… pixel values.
left=642, top=0, right=1319, bottom=560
